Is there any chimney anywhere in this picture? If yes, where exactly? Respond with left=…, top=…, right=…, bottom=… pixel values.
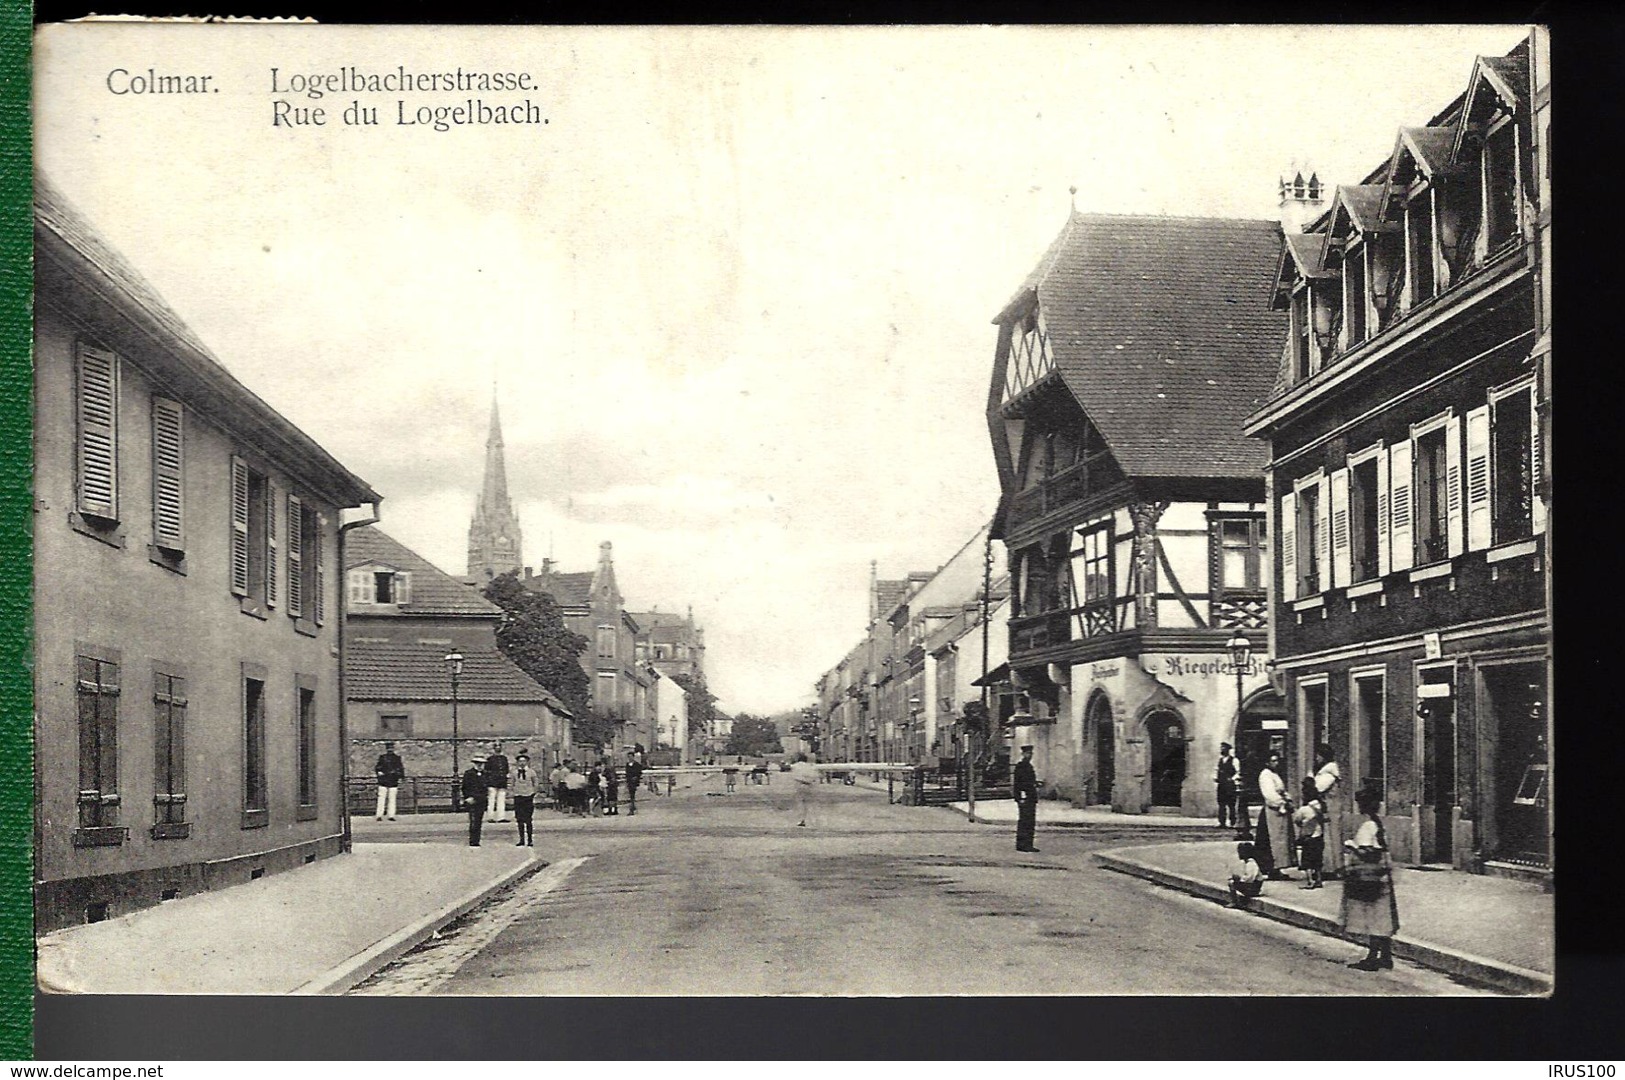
left=1277, top=159, right=1326, bottom=234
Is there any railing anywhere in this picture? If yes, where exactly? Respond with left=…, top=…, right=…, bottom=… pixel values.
left=1009, top=609, right=1071, bottom=653
left=346, top=776, right=464, bottom=815
left=1008, top=459, right=1125, bottom=526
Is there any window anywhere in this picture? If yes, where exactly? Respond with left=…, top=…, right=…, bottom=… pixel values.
left=1483, top=120, right=1520, bottom=252
left=596, top=625, right=616, bottom=659
left=596, top=671, right=619, bottom=716
left=76, top=651, right=121, bottom=839
left=75, top=342, right=120, bottom=524
left=243, top=672, right=268, bottom=822
left=150, top=397, right=185, bottom=554
left=1342, top=244, right=1367, bottom=348
left=1349, top=457, right=1381, bottom=583
left=230, top=457, right=275, bottom=612
left=369, top=570, right=411, bottom=605
left=152, top=668, right=187, bottom=835
left=1214, top=517, right=1265, bottom=594
left=1491, top=385, right=1536, bottom=543
left=1295, top=483, right=1322, bottom=596
left=378, top=712, right=412, bottom=736
left=1414, top=426, right=1450, bottom=565
left=297, top=682, right=317, bottom=813
left=1298, top=679, right=1329, bottom=769
left=1291, top=288, right=1311, bottom=383
left=1072, top=524, right=1115, bottom=637
left=287, top=497, right=325, bottom=626
left=1407, top=188, right=1436, bottom=305
left=1352, top=671, right=1386, bottom=798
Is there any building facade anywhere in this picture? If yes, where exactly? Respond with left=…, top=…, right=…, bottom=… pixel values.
left=1243, top=33, right=1551, bottom=878
left=987, top=212, right=1288, bottom=816
left=33, top=176, right=380, bottom=932
left=345, top=526, right=573, bottom=775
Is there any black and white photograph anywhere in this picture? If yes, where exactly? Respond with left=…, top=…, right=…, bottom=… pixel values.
left=29, top=22, right=1553, bottom=1001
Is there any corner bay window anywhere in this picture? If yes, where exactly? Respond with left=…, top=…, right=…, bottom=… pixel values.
left=1071, top=525, right=1115, bottom=637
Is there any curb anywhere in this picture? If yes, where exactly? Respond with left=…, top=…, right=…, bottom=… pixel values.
left=1094, top=848, right=1552, bottom=996
left=934, top=802, right=1222, bottom=836
left=292, top=852, right=545, bottom=995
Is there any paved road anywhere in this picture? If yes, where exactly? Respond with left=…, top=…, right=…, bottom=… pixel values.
left=352, top=779, right=1490, bottom=996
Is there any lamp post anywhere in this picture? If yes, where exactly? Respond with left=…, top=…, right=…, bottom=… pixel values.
left=446, top=651, right=464, bottom=778
left=1226, top=633, right=1250, bottom=820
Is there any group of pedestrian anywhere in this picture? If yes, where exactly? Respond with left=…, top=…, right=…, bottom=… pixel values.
left=542, top=752, right=647, bottom=818
left=1224, top=742, right=1399, bottom=972
left=458, top=748, right=538, bottom=847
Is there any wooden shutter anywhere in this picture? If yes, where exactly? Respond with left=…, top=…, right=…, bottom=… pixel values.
left=1530, top=390, right=1547, bottom=536
left=265, top=483, right=279, bottom=609
left=76, top=343, right=120, bottom=520
left=286, top=495, right=304, bottom=618
left=1445, top=414, right=1465, bottom=558
left=1465, top=405, right=1492, bottom=550
left=154, top=672, right=187, bottom=800
left=314, top=513, right=327, bottom=626
left=1389, top=441, right=1415, bottom=572
left=1279, top=490, right=1297, bottom=601
left=1376, top=446, right=1392, bottom=577
left=1330, top=468, right=1351, bottom=589
left=1314, top=477, right=1331, bottom=593
left=150, top=397, right=184, bottom=551
left=229, top=456, right=251, bottom=596
left=347, top=569, right=370, bottom=607
left=395, top=571, right=412, bottom=606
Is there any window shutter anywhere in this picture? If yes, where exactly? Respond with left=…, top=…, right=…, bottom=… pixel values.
left=1530, top=391, right=1546, bottom=536
left=286, top=495, right=304, bottom=617
left=170, top=675, right=186, bottom=799
left=1389, top=441, right=1415, bottom=572
left=76, top=343, right=120, bottom=520
left=265, top=483, right=279, bottom=609
left=1445, top=414, right=1465, bottom=558
left=314, top=514, right=327, bottom=626
left=150, top=397, right=184, bottom=551
left=152, top=673, right=170, bottom=799
left=1279, top=490, right=1297, bottom=601
left=1376, top=446, right=1391, bottom=578
left=1465, top=405, right=1492, bottom=550
left=347, top=569, right=370, bottom=607
left=229, top=456, right=251, bottom=596
left=1314, top=477, right=1331, bottom=593
left=1330, top=468, right=1351, bottom=589
left=395, top=571, right=412, bottom=606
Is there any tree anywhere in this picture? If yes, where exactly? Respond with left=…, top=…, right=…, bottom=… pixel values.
left=726, top=713, right=782, bottom=757
left=671, top=672, right=724, bottom=744
left=481, top=570, right=595, bottom=733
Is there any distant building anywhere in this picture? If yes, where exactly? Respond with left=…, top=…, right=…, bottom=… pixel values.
left=33, top=175, right=380, bottom=932
left=631, top=607, right=706, bottom=683
left=345, top=526, right=573, bottom=776
left=986, top=211, right=1287, bottom=815
left=465, top=394, right=524, bottom=582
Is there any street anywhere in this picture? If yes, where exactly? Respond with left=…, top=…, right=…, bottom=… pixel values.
left=351, top=779, right=1489, bottom=996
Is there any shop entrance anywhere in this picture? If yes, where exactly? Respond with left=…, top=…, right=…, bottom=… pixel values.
left=1087, top=692, right=1114, bottom=805
left=1419, top=668, right=1457, bottom=864
left=1234, top=689, right=1288, bottom=809
left=1146, top=709, right=1187, bottom=808
left=1482, top=662, right=1549, bottom=867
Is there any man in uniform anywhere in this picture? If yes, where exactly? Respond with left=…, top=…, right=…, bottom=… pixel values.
left=1013, top=744, right=1039, bottom=853
left=625, top=750, right=645, bottom=816
left=462, top=755, right=489, bottom=847
left=374, top=741, right=405, bottom=821
left=483, top=743, right=510, bottom=823
left=1215, top=741, right=1240, bottom=829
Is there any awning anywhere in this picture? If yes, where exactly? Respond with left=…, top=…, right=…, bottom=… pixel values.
left=971, top=662, right=1011, bottom=688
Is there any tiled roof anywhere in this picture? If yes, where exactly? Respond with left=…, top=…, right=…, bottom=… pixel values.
left=346, top=526, right=499, bottom=617
left=1282, top=231, right=1332, bottom=279
left=525, top=570, right=594, bottom=608
left=875, top=580, right=909, bottom=619
left=1478, top=54, right=1528, bottom=108
left=347, top=639, right=571, bottom=712
left=1006, top=213, right=1288, bottom=479
left=1397, top=127, right=1455, bottom=178
left=1332, top=185, right=1387, bottom=234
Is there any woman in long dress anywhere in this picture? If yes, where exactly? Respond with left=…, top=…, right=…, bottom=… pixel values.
left=1253, top=752, right=1293, bottom=878
left=1340, top=787, right=1400, bottom=970
left=1314, top=744, right=1346, bottom=877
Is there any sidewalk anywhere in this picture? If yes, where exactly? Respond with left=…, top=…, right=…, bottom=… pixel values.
left=36, top=842, right=538, bottom=995
left=949, top=801, right=1216, bottom=829
left=1096, top=841, right=1553, bottom=994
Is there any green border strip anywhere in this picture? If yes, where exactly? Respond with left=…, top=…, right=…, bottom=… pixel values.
left=0, top=3, right=33, bottom=1062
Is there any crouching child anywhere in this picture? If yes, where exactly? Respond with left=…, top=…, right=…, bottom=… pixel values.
left=1229, top=841, right=1264, bottom=907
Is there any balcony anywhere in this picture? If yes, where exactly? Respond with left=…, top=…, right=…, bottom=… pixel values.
left=1009, top=458, right=1126, bottom=530
left=1009, top=609, right=1072, bottom=654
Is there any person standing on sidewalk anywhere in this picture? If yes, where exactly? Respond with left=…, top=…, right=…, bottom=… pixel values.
left=1014, top=745, right=1039, bottom=853
left=484, top=744, right=511, bottom=824
left=1314, top=744, right=1346, bottom=878
left=1341, top=787, right=1399, bottom=970
left=550, top=761, right=569, bottom=813
left=1293, top=776, right=1326, bottom=890
left=374, top=742, right=405, bottom=821
left=602, top=761, right=620, bottom=816
left=625, top=752, right=645, bottom=816
left=1253, top=751, right=1293, bottom=879
left=1214, top=742, right=1239, bottom=829
left=462, top=756, right=490, bottom=847
left=510, top=751, right=538, bottom=846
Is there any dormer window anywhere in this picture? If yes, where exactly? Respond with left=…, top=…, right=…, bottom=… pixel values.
left=1406, top=187, right=1436, bottom=306
left=1291, top=287, right=1311, bottom=383
left=347, top=566, right=410, bottom=607
left=1482, top=120, right=1521, bottom=253
left=1342, top=242, right=1367, bottom=348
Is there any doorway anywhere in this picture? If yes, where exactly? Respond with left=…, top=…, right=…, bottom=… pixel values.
left=1419, top=668, right=1457, bottom=863
left=1482, top=661, right=1549, bottom=867
left=1146, top=709, right=1187, bottom=808
left=1234, top=689, right=1288, bottom=809
left=1088, top=692, right=1114, bottom=805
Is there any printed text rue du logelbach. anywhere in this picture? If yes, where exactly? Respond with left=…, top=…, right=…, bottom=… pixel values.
left=271, top=67, right=547, bottom=131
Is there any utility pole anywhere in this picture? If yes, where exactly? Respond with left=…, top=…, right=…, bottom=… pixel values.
left=971, top=521, right=994, bottom=824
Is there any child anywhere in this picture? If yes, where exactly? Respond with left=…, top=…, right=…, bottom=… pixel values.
left=1229, top=841, right=1264, bottom=907
left=1293, top=776, right=1326, bottom=889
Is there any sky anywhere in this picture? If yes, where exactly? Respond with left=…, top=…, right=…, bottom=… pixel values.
left=34, top=23, right=1530, bottom=714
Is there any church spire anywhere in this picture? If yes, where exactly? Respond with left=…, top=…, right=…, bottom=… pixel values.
left=467, top=389, right=523, bottom=579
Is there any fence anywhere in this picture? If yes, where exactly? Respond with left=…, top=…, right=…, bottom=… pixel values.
left=347, top=776, right=462, bottom=815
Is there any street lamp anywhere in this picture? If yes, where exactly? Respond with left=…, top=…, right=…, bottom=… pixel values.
left=446, top=651, right=465, bottom=778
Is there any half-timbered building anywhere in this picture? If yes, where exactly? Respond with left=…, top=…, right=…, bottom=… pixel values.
left=1243, top=32, right=1552, bottom=878
left=988, top=212, right=1288, bottom=817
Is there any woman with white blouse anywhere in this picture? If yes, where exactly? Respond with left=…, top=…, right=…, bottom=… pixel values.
left=1253, top=752, right=1293, bottom=879
left=1341, top=787, right=1400, bottom=970
left=1314, top=744, right=1346, bottom=877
